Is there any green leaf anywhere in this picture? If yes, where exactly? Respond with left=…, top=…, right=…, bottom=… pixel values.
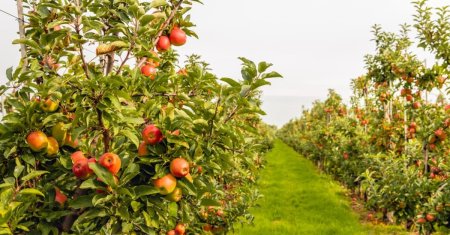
left=132, top=185, right=159, bottom=199
left=21, top=170, right=49, bottom=182
left=19, top=188, right=44, bottom=197
left=177, top=179, right=196, bottom=196
left=220, top=77, right=240, bottom=87
left=119, top=129, right=140, bottom=149
left=12, top=39, right=40, bottom=50
left=150, top=0, right=167, bottom=8
left=74, top=209, right=107, bottom=225
left=261, top=71, right=283, bottom=79
left=120, top=163, right=140, bottom=185
left=5, top=67, right=13, bottom=81
left=13, top=165, right=24, bottom=179
left=69, top=195, right=94, bottom=209
left=200, top=198, right=222, bottom=207
left=258, top=61, right=273, bottom=73
left=92, top=194, right=114, bottom=207
left=79, top=178, right=99, bottom=189
left=88, top=163, right=117, bottom=188
left=168, top=202, right=178, bottom=217
left=140, top=15, right=155, bottom=26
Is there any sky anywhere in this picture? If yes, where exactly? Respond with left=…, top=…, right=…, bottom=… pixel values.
left=0, top=0, right=444, bottom=126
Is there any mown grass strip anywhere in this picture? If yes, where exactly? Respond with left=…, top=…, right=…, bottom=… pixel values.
left=234, top=139, right=406, bottom=235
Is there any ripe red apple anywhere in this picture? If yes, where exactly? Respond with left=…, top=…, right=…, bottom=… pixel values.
left=153, top=174, right=177, bottom=195
left=174, top=223, right=186, bottom=235
left=169, top=27, right=187, bottom=46
left=444, top=118, right=450, bottom=127
left=26, top=131, right=49, bottom=152
left=170, top=158, right=190, bottom=178
left=71, top=151, right=86, bottom=163
left=54, top=187, right=67, bottom=206
left=72, top=158, right=94, bottom=179
left=435, top=128, right=446, bottom=141
left=412, top=102, right=421, bottom=109
left=417, top=217, right=426, bottom=224
left=99, top=153, right=121, bottom=175
left=445, top=104, right=450, bottom=112
left=40, top=98, right=59, bottom=112
left=429, top=144, right=436, bottom=151
left=425, top=213, right=436, bottom=222
left=167, top=230, right=176, bottom=235
left=216, top=209, right=224, bottom=217
left=343, top=153, right=349, bottom=160
left=142, top=124, right=163, bottom=145
left=138, top=142, right=149, bottom=157
left=197, top=165, right=203, bottom=174
left=46, top=137, right=59, bottom=156
left=406, top=94, right=413, bottom=102
left=165, top=187, right=182, bottom=202
left=156, top=35, right=171, bottom=51
left=141, top=65, right=157, bottom=79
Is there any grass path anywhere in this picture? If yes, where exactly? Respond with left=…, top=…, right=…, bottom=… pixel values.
left=233, top=140, right=405, bottom=235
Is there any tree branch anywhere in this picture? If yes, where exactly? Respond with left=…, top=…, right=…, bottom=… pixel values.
left=16, top=0, right=28, bottom=72
left=74, top=1, right=90, bottom=80
left=136, top=0, right=184, bottom=69
left=96, top=107, right=111, bottom=153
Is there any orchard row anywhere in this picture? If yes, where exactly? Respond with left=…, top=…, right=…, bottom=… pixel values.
left=279, top=1, right=450, bottom=234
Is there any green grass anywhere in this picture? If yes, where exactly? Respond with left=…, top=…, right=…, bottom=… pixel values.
left=233, top=140, right=406, bottom=235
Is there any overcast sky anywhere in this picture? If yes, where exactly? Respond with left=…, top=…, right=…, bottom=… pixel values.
left=0, top=0, right=444, bottom=126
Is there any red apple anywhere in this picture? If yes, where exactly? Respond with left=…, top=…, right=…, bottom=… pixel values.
left=167, top=230, right=176, bottom=235
left=138, top=142, right=149, bottom=157
left=54, top=187, right=67, bottom=206
left=153, top=174, right=177, bottom=195
left=170, top=158, right=190, bottom=178
left=141, top=65, right=157, bottom=79
left=142, top=124, right=163, bottom=145
left=72, top=158, right=94, bottom=179
left=174, top=223, right=186, bottom=235
left=99, top=153, right=121, bottom=175
left=169, top=27, right=187, bottom=46
left=156, top=35, right=171, bottom=51
left=26, top=131, right=49, bottom=152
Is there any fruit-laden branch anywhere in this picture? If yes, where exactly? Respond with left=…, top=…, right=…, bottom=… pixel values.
left=136, top=0, right=184, bottom=69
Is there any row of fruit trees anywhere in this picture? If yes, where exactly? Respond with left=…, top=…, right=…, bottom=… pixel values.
left=279, top=0, right=450, bottom=234
left=0, top=0, right=280, bottom=234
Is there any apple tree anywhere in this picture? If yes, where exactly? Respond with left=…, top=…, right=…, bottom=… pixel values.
left=0, top=0, right=281, bottom=234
